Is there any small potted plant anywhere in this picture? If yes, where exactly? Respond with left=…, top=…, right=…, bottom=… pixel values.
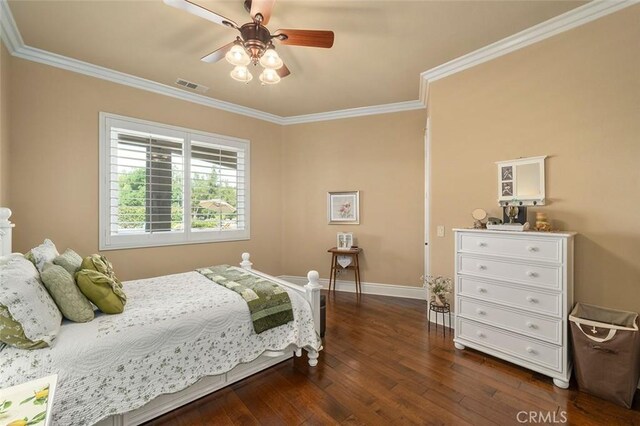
left=423, top=275, right=453, bottom=306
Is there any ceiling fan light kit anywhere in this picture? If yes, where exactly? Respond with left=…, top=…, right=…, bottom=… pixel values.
left=225, top=43, right=251, bottom=66
left=259, top=68, right=281, bottom=85
left=164, top=0, right=334, bottom=86
left=259, top=48, right=283, bottom=70
left=230, top=65, right=253, bottom=83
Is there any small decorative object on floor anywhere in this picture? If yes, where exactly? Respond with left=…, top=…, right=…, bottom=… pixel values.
left=428, top=302, right=452, bottom=336
left=535, top=212, right=552, bottom=232
left=423, top=275, right=452, bottom=307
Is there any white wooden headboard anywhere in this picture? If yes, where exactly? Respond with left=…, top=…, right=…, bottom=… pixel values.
left=0, top=207, right=14, bottom=256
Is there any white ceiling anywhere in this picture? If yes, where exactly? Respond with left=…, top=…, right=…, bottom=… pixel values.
left=7, top=0, right=586, bottom=117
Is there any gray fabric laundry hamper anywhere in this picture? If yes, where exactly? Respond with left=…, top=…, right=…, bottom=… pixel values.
left=569, top=303, right=640, bottom=408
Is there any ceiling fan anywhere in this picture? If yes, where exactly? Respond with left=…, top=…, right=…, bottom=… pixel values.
left=164, top=0, right=335, bottom=85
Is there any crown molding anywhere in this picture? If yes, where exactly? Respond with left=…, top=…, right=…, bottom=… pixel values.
left=0, top=0, right=22, bottom=53
left=2, top=0, right=637, bottom=124
left=281, top=100, right=425, bottom=125
left=419, top=0, right=639, bottom=103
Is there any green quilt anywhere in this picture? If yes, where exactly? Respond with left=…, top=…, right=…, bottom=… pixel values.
left=197, top=265, right=294, bottom=334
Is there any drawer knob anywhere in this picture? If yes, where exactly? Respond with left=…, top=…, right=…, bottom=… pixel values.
left=526, top=321, right=538, bottom=329
left=477, top=242, right=487, bottom=247
left=476, top=309, right=486, bottom=315
left=527, top=246, right=539, bottom=252
left=477, top=287, right=487, bottom=293
left=477, top=264, right=487, bottom=270
left=526, top=296, right=538, bottom=303
left=526, top=347, right=537, bottom=355
left=476, top=331, right=485, bottom=338
left=526, top=271, right=538, bottom=278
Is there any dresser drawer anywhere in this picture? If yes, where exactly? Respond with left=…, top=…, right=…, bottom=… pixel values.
left=459, top=233, right=562, bottom=263
left=457, top=298, right=562, bottom=344
left=458, top=255, right=561, bottom=290
left=458, top=276, right=561, bottom=317
left=457, top=318, right=562, bottom=371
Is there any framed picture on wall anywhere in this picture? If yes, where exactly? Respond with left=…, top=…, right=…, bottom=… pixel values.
left=328, top=191, right=360, bottom=224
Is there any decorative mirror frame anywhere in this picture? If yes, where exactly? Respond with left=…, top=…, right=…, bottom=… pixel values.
left=496, top=155, right=546, bottom=206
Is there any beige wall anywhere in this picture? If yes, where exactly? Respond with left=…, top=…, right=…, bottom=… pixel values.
left=281, top=111, right=426, bottom=286
left=429, top=6, right=640, bottom=313
left=0, top=41, right=10, bottom=206
left=8, top=57, right=284, bottom=280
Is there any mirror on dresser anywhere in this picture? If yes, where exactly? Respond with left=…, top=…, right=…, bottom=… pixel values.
left=496, top=156, right=546, bottom=207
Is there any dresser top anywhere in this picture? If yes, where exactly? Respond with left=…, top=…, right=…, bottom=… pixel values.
left=453, top=228, right=576, bottom=237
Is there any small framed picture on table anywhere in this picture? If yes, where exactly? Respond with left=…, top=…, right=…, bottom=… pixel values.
left=328, top=191, right=360, bottom=225
left=337, top=232, right=354, bottom=250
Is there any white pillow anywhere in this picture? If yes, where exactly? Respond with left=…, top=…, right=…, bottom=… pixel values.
left=0, top=255, right=62, bottom=346
left=29, top=239, right=60, bottom=272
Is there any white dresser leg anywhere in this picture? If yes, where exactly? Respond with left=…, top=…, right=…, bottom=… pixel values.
left=307, top=350, right=319, bottom=367
left=553, top=378, right=570, bottom=389
left=294, top=348, right=302, bottom=357
left=454, top=342, right=465, bottom=350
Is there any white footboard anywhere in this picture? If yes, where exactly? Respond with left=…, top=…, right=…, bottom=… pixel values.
left=96, top=253, right=322, bottom=426
left=240, top=252, right=323, bottom=366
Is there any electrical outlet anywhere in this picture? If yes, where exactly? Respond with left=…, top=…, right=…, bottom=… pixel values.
left=437, top=226, right=445, bottom=237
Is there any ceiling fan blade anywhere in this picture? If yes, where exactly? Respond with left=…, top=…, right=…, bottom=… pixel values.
left=274, top=29, right=334, bottom=48
left=164, top=0, right=239, bottom=29
left=201, top=42, right=235, bottom=63
left=250, top=0, right=276, bottom=25
left=277, top=63, right=291, bottom=78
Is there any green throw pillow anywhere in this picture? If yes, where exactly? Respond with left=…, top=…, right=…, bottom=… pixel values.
left=41, top=264, right=94, bottom=323
left=81, top=254, right=121, bottom=287
left=76, top=270, right=127, bottom=314
left=0, top=305, right=48, bottom=350
left=53, top=249, right=83, bottom=275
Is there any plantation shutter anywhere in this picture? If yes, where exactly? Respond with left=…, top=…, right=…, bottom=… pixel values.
left=190, top=139, right=247, bottom=232
left=109, top=128, right=184, bottom=236
left=100, top=113, right=249, bottom=250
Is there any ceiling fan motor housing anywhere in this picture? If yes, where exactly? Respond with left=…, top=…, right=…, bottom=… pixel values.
left=240, top=23, right=272, bottom=62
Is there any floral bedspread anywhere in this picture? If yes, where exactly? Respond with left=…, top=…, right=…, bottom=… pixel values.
left=0, top=271, right=321, bottom=425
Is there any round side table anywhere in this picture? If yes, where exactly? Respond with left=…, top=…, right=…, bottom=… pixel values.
left=427, top=301, right=451, bottom=336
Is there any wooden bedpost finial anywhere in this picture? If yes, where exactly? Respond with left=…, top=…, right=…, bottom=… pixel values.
left=306, top=270, right=321, bottom=289
left=240, top=252, right=253, bottom=270
left=0, top=207, right=12, bottom=225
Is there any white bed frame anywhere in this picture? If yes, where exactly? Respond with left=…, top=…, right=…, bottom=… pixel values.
left=0, top=207, right=323, bottom=426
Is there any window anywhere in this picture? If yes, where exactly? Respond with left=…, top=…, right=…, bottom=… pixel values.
left=99, top=113, right=250, bottom=250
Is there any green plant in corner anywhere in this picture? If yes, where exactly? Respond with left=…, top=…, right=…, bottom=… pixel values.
left=422, top=275, right=453, bottom=306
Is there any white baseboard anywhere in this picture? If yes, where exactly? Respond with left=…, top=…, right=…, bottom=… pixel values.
left=278, top=275, right=425, bottom=300
left=278, top=275, right=455, bottom=330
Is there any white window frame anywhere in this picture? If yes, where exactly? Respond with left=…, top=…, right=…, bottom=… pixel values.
left=99, top=112, right=250, bottom=250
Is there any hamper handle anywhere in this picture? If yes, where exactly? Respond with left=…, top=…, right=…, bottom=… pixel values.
left=576, top=323, right=617, bottom=342
left=590, top=344, right=617, bottom=354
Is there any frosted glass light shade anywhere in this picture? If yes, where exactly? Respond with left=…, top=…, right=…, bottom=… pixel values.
left=230, top=66, right=253, bottom=83
left=225, top=45, right=250, bottom=66
left=259, top=68, right=281, bottom=85
left=259, top=48, right=283, bottom=69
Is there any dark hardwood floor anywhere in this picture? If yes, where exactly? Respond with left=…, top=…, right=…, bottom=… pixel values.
left=146, top=291, right=640, bottom=425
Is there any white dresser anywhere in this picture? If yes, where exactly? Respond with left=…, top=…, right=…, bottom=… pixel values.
left=453, top=229, right=575, bottom=388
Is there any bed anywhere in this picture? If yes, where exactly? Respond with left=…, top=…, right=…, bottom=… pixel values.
left=0, top=207, right=323, bottom=426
